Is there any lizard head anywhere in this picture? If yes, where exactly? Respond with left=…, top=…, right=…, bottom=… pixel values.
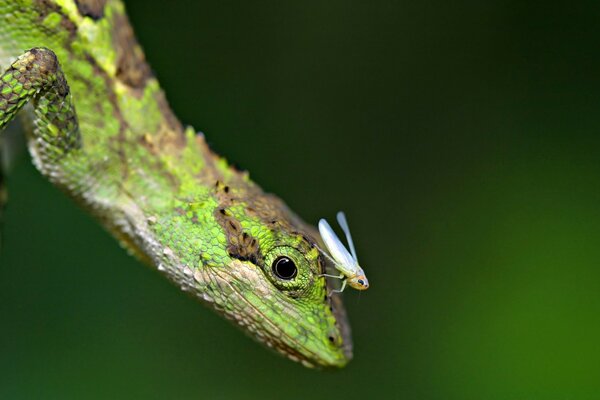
left=148, top=179, right=353, bottom=368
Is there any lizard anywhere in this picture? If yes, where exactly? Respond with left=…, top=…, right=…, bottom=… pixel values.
left=0, top=0, right=353, bottom=368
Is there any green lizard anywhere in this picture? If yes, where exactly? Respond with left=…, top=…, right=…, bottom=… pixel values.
left=0, top=0, right=353, bottom=368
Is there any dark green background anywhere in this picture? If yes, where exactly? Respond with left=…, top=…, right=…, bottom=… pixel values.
left=2, top=1, right=600, bottom=398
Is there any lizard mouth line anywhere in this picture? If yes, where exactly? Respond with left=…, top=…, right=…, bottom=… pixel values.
left=211, top=267, right=342, bottom=365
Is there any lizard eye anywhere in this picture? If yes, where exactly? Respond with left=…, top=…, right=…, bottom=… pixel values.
left=272, top=256, right=298, bottom=280
left=263, top=245, right=313, bottom=293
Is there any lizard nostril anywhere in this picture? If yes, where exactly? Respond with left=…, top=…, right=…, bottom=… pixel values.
left=327, top=329, right=341, bottom=346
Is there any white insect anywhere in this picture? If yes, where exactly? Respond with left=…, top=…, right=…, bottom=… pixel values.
left=318, top=211, right=369, bottom=292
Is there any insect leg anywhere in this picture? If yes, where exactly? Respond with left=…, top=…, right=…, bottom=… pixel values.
left=329, top=278, right=347, bottom=296
left=320, top=273, right=345, bottom=279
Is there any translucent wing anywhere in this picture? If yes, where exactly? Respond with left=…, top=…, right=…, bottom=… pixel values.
left=318, top=218, right=357, bottom=275
left=336, top=211, right=358, bottom=262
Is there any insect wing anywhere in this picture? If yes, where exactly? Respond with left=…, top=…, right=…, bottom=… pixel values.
left=318, top=218, right=357, bottom=275
left=336, top=211, right=358, bottom=262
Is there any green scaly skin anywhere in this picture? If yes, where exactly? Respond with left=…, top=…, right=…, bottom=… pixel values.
left=0, top=0, right=352, bottom=368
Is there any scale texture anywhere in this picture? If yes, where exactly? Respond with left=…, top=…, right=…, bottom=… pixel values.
left=0, top=0, right=352, bottom=368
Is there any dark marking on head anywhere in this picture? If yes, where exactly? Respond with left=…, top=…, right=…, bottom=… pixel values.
left=215, top=180, right=232, bottom=196
left=299, top=233, right=315, bottom=247
left=227, top=220, right=239, bottom=232
left=75, top=0, right=107, bottom=20
left=317, top=254, right=328, bottom=275
left=215, top=208, right=263, bottom=265
left=214, top=180, right=240, bottom=211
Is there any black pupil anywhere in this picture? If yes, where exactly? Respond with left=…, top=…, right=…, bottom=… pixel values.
left=273, top=257, right=297, bottom=280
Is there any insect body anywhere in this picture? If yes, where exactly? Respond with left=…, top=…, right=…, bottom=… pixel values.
left=318, top=212, right=369, bottom=292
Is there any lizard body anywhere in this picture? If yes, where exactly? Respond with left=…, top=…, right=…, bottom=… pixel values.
left=0, top=0, right=352, bottom=368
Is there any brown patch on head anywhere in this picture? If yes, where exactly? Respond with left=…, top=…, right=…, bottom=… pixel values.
left=241, top=192, right=298, bottom=232
left=75, top=0, right=107, bottom=20
left=214, top=180, right=236, bottom=207
left=111, top=10, right=151, bottom=88
left=215, top=208, right=263, bottom=265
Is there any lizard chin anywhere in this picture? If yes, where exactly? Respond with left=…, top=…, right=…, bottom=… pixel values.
left=192, top=260, right=353, bottom=368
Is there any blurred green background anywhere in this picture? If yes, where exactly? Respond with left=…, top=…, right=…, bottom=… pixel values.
left=2, top=0, right=600, bottom=398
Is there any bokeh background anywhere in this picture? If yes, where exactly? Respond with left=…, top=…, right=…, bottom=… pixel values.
left=2, top=1, right=600, bottom=398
